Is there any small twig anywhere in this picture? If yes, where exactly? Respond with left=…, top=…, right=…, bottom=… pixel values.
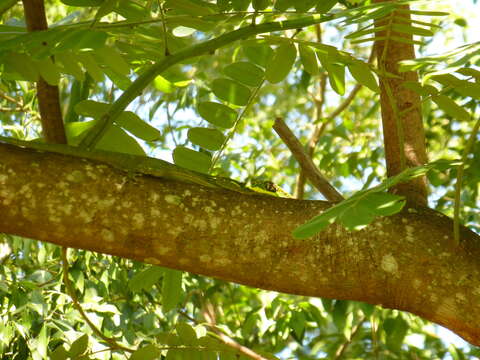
left=334, top=316, right=366, bottom=359
left=201, top=302, right=270, bottom=360
left=158, top=0, right=170, bottom=56
left=273, top=117, right=344, bottom=202
left=61, top=248, right=134, bottom=353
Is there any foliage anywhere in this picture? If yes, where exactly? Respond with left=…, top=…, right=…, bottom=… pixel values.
left=0, top=0, right=479, bottom=359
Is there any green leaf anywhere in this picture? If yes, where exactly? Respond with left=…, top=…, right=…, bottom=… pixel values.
left=116, top=112, right=161, bottom=141
left=165, top=0, right=214, bottom=15
left=223, top=61, right=264, bottom=87
left=294, top=0, right=316, bottom=12
left=243, top=44, right=274, bottom=68
left=391, top=24, right=434, bottom=37
left=129, top=344, right=161, bottom=360
left=173, top=146, right=212, bottom=173
left=37, top=324, right=48, bottom=358
left=289, top=311, right=306, bottom=342
left=176, top=322, right=197, bottom=345
left=211, top=78, right=251, bottom=106
left=402, top=81, right=438, bottom=96
left=154, top=75, right=175, bottom=93
left=3, top=52, right=39, bottom=81
left=347, top=61, right=379, bottom=92
left=74, top=99, right=109, bottom=118
left=274, top=0, right=293, bottom=11
left=361, top=192, right=406, bottom=216
left=315, top=0, right=337, bottom=13
left=162, top=269, right=183, bottom=312
left=61, top=0, right=102, bottom=5
left=265, top=43, right=297, bottom=84
left=332, top=300, right=349, bottom=332
left=93, top=0, right=118, bottom=22
left=129, top=266, right=164, bottom=292
left=50, top=346, right=69, bottom=360
left=431, top=95, right=470, bottom=121
left=68, top=334, right=88, bottom=358
left=299, top=44, right=319, bottom=76
left=384, top=315, right=409, bottom=352
left=55, top=51, right=84, bottom=81
left=172, top=26, right=197, bottom=37
left=76, top=52, right=104, bottom=82
left=252, top=0, right=269, bottom=10
left=325, top=62, right=345, bottom=95
left=37, top=57, right=60, bottom=85
left=54, top=29, right=108, bottom=52
left=94, top=46, right=130, bottom=76
left=97, top=125, right=146, bottom=155
left=232, top=0, right=250, bottom=11
left=197, top=102, right=237, bottom=129
left=188, top=127, right=225, bottom=151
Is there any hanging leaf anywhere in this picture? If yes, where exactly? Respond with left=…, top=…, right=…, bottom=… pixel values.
left=316, top=0, right=337, bottom=13
left=115, top=112, right=161, bottom=141
left=37, top=57, right=61, bottom=85
left=232, top=0, right=250, bottom=11
left=223, top=61, right=264, bottom=87
left=252, top=0, right=269, bottom=10
left=211, top=78, right=251, bottom=106
left=173, top=146, right=212, bottom=173
left=274, top=0, right=294, bottom=11
left=431, top=95, right=470, bottom=121
left=129, top=345, right=161, bottom=360
left=68, top=334, right=89, bottom=358
left=243, top=44, right=274, bottom=68
left=54, top=29, right=108, bottom=52
left=265, top=43, right=297, bottom=84
left=161, top=269, right=183, bottom=312
left=97, top=125, right=146, bottom=155
left=93, top=0, right=118, bottom=23
left=154, top=75, right=175, bottom=93
left=61, top=0, right=102, bottom=5
left=197, top=101, right=237, bottom=128
left=176, top=322, right=198, bottom=345
left=326, top=62, right=345, bottom=95
left=55, top=51, right=84, bottom=81
left=402, top=81, right=438, bottom=96
left=188, top=127, right=225, bottom=151
left=94, top=46, right=130, bottom=76
left=299, top=44, right=319, bottom=76
left=165, top=0, right=215, bottom=16
left=347, top=61, right=379, bottom=92
left=128, top=267, right=164, bottom=292
left=294, top=0, right=316, bottom=12
left=3, top=52, right=39, bottom=81
left=76, top=52, right=104, bottom=81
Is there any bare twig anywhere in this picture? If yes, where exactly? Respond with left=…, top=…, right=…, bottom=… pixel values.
left=334, top=316, right=366, bottom=359
left=273, top=117, right=344, bottom=202
left=61, top=248, right=134, bottom=352
left=201, top=302, right=270, bottom=360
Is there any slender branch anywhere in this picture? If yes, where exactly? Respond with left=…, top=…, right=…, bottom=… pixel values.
left=202, top=302, right=270, bottom=360
left=273, top=117, right=344, bottom=202
left=21, top=0, right=66, bottom=144
left=334, top=316, right=366, bottom=359
left=61, top=248, right=134, bottom=352
left=79, top=14, right=334, bottom=150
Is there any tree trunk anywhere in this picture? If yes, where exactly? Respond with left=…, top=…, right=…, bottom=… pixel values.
left=1, top=142, right=479, bottom=345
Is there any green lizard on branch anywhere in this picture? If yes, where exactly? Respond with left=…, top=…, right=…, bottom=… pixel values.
left=0, top=136, right=284, bottom=196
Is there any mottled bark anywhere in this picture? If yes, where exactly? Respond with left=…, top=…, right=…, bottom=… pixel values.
left=1, top=143, right=479, bottom=345
left=374, top=0, right=428, bottom=205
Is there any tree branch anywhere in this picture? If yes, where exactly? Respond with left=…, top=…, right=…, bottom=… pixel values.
left=273, top=117, right=344, bottom=202
left=1, top=143, right=479, bottom=345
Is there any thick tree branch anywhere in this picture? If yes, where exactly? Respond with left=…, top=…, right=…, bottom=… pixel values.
left=1, top=143, right=480, bottom=345
left=273, top=118, right=344, bottom=202
left=374, top=0, right=428, bottom=205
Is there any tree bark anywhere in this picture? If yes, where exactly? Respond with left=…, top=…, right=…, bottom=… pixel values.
left=1, top=143, right=479, bottom=345
left=374, top=0, right=428, bottom=205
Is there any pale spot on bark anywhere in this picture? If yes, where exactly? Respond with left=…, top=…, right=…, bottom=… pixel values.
left=200, top=254, right=211, bottom=263
left=132, top=213, right=145, bottom=229
left=144, top=257, right=161, bottom=265
left=165, top=194, right=181, bottom=205
left=101, top=229, right=115, bottom=243
left=381, top=254, right=398, bottom=274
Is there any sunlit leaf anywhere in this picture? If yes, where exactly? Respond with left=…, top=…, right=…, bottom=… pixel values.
left=197, top=101, right=237, bottom=128
left=265, top=43, right=297, bottom=84
left=211, top=78, right=251, bottom=106
left=173, top=146, right=211, bottom=173
left=188, top=127, right=225, bottom=151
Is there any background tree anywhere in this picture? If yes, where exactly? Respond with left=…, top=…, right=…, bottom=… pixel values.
left=0, top=0, right=479, bottom=359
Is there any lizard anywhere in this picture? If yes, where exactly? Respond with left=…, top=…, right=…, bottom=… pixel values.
left=0, top=136, right=281, bottom=196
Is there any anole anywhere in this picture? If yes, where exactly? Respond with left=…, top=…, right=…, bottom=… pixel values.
left=0, top=136, right=278, bottom=196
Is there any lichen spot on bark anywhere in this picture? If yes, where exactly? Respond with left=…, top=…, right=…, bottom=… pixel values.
left=66, top=170, right=87, bottom=183
left=132, top=213, right=145, bottom=229
left=101, top=228, right=115, bottom=243
left=165, top=194, right=181, bottom=205
left=381, top=254, right=398, bottom=274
